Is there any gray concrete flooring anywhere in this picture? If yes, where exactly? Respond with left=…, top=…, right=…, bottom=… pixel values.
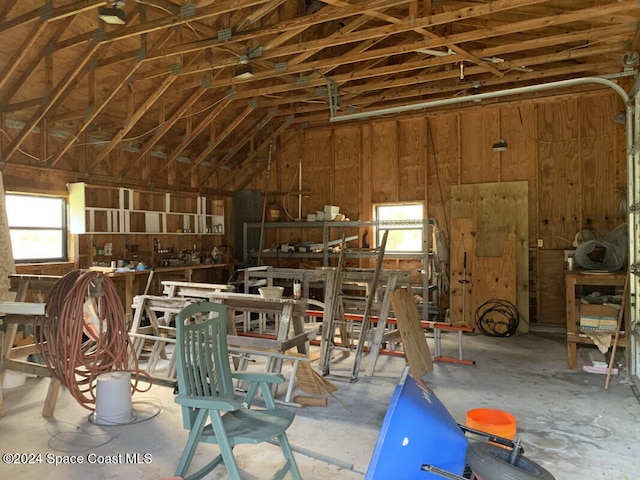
left=1, top=331, right=639, bottom=480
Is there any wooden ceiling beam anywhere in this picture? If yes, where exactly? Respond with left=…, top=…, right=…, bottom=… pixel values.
left=322, top=0, right=502, bottom=78
left=181, top=104, right=255, bottom=180
left=0, top=1, right=19, bottom=22
left=234, top=120, right=293, bottom=191
left=188, top=1, right=634, bottom=101
left=145, top=0, right=629, bottom=87
left=0, top=21, right=48, bottom=93
left=53, top=0, right=273, bottom=52
left=329, top=61, right=623, bottom=115
left=237, top=0, right=288, bottom=31
left=0, top=40, right=103, bottom=164
left=0, top=10, right=77, bottom=102
left=151, top=96, right=234, bottom=180
left=333, top=45, right=623, bottom=108
left=197, top=111, right=275, bottom=188
left=119, top=84, right=208, bottom=178
left=47, top=18, right=174, bottom=169
left=147, top=0, right=414, bottom=61
left=0, top=1, right=106, bottom=34
left=86, top=70, right=183, bottom=173
left=476, top=25, right=628, bottom=59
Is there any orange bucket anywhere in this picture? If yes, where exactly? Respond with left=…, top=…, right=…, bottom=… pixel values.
left=466, top=408, right=517, bottom=440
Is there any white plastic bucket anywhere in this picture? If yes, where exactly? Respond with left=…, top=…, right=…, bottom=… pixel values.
left=94, top=371, right=134, bottom=425
left=2, top=357, right=27, bottom=389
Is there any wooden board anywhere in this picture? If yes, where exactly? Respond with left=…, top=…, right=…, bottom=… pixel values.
left=450, top=181, right=528, bottom=332
left=389, top=287, right=433, bottom=380
left=426, top=114, right=459, bottom=237
left=334, top=125, right=362, bottom=219
left=536, top=249, right=566, bottom=326
left=580, top=94, right=620, bottom=234
left=398, top=118, right=426, bottom=202
left=460, top=108, right=500, bottom=184
left=499, top=104, right=539, bottom=248
left=537, top=99, right=580, bottom=250
left=370, top=120, right=399, bottom=202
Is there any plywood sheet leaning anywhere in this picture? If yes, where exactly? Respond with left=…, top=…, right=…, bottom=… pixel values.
left=389, top=287, right=433, bottom=380
left=450, top=186, right=476, bottom=327
left=450, top=181, right=529, bottom=333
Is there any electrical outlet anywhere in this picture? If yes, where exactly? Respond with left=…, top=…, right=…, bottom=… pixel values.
left=537, top=239, right=544, bottom=247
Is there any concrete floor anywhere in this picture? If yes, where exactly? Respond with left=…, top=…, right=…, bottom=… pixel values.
left=1, top=331, right=639, bottom=480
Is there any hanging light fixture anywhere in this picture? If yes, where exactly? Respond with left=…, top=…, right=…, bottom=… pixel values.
left=234, top=54, right=254, bottom=80
left=492, top=139, right=508, bottom=152
left=99, top=1, right=126, bottom=25
left=234, top=65, right=254, bottom=80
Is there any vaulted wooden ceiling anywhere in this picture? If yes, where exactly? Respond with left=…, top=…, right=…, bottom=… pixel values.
left=1, top=0, right=639, bottom=192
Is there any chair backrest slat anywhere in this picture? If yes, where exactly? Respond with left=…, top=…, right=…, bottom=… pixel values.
left=175, top=302, right=233, bottom=427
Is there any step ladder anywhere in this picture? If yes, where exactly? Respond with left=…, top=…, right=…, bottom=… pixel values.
left=319, top=231, right=390, bottom=381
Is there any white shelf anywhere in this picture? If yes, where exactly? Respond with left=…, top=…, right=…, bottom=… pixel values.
left=69, top=182, right=224, bottom=235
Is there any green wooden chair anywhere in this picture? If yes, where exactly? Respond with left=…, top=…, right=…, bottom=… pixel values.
left=174, top=301, right=302, bottom=480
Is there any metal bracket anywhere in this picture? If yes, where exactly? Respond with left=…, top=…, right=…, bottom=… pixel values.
left=327, top=79, right=340, bottom=118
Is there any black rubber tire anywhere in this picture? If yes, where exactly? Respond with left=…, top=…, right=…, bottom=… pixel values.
left=466, top=442, right=555, bottom=480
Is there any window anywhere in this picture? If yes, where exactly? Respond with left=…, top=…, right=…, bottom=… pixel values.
left=6, top=193, right=68, bottom=262
left=374, top=203, right=424, bottom=252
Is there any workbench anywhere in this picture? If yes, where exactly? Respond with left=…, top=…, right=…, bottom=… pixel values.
left=565, top=270, right=628, bottom=370
left=104, top=263, right=234, bottom=322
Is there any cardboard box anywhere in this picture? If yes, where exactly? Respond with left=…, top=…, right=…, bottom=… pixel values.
left=579, top=304, right=619, bottom=331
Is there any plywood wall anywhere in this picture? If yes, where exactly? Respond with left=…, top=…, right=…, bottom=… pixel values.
left=4, top=90, right=627, bottom=327
left=276, top=90, right=624, bottom=327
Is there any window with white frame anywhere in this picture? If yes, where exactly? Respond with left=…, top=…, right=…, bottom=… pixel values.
left=374, top=203, right=424, bottom=252
left=6, top=193, right=68, bottom=262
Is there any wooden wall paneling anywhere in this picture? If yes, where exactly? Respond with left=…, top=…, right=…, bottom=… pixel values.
left=333, top=124, right=362, bottom=219
left=370, top=120, right=399, bottom=203
left=612, top=92, right=628, bottom=203
left=580, top=93, right=621, bottom=235
left=450, top=185, right=475, bottom=325
left=459, top=108, right=501, bottom=184
left=426, top=114, right=458, bottom=240
left=397, top=118, right=426, bottom=202
left=536, top=249, right=566, bottom=325
left=361, top=123, right=372, bottom=221
left=270, top=130, right=304, bottom=248
left=499, top=104, right=539, bottom=248
left=538, top=98, right=580, bottom=250
left=278, top=129, right=304, bottom=222
left=359, top=123, right=373, bottom=269
left=302, top=128, right=333, bottom=214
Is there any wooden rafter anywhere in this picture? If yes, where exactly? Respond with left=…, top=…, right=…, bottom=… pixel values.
left=0, top=40, right=104, bottom=164
left=197, top=111, right=275, bottom=188
left=0, top=1, right=106, bottom=34
left=86, top=71, right=184, bottom=172
left=180, top=104, right=255, bottom=180
left=47, top=15, right=174, bottom=170
left=234, top=120, right=294, bottom=191
left=118, top=84, right=208, bottom=178
left=0, top=0, right=637, bottom=188
left=150, top=96, right=234, bottom=181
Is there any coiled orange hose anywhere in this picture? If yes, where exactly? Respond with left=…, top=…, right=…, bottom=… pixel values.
left=34, top=270, right=151, bottom=410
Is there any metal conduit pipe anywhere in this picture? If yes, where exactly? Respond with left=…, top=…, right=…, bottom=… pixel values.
left=329, top=76, right=631, bottom=123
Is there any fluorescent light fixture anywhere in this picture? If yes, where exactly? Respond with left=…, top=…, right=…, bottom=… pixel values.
left=492, top=139, right=508, bottom=152
left=235, top=65, right=254, bottom=80
left=98, top=6, right=126, bottom=24
left=415, top=48, right=454, bottom=57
